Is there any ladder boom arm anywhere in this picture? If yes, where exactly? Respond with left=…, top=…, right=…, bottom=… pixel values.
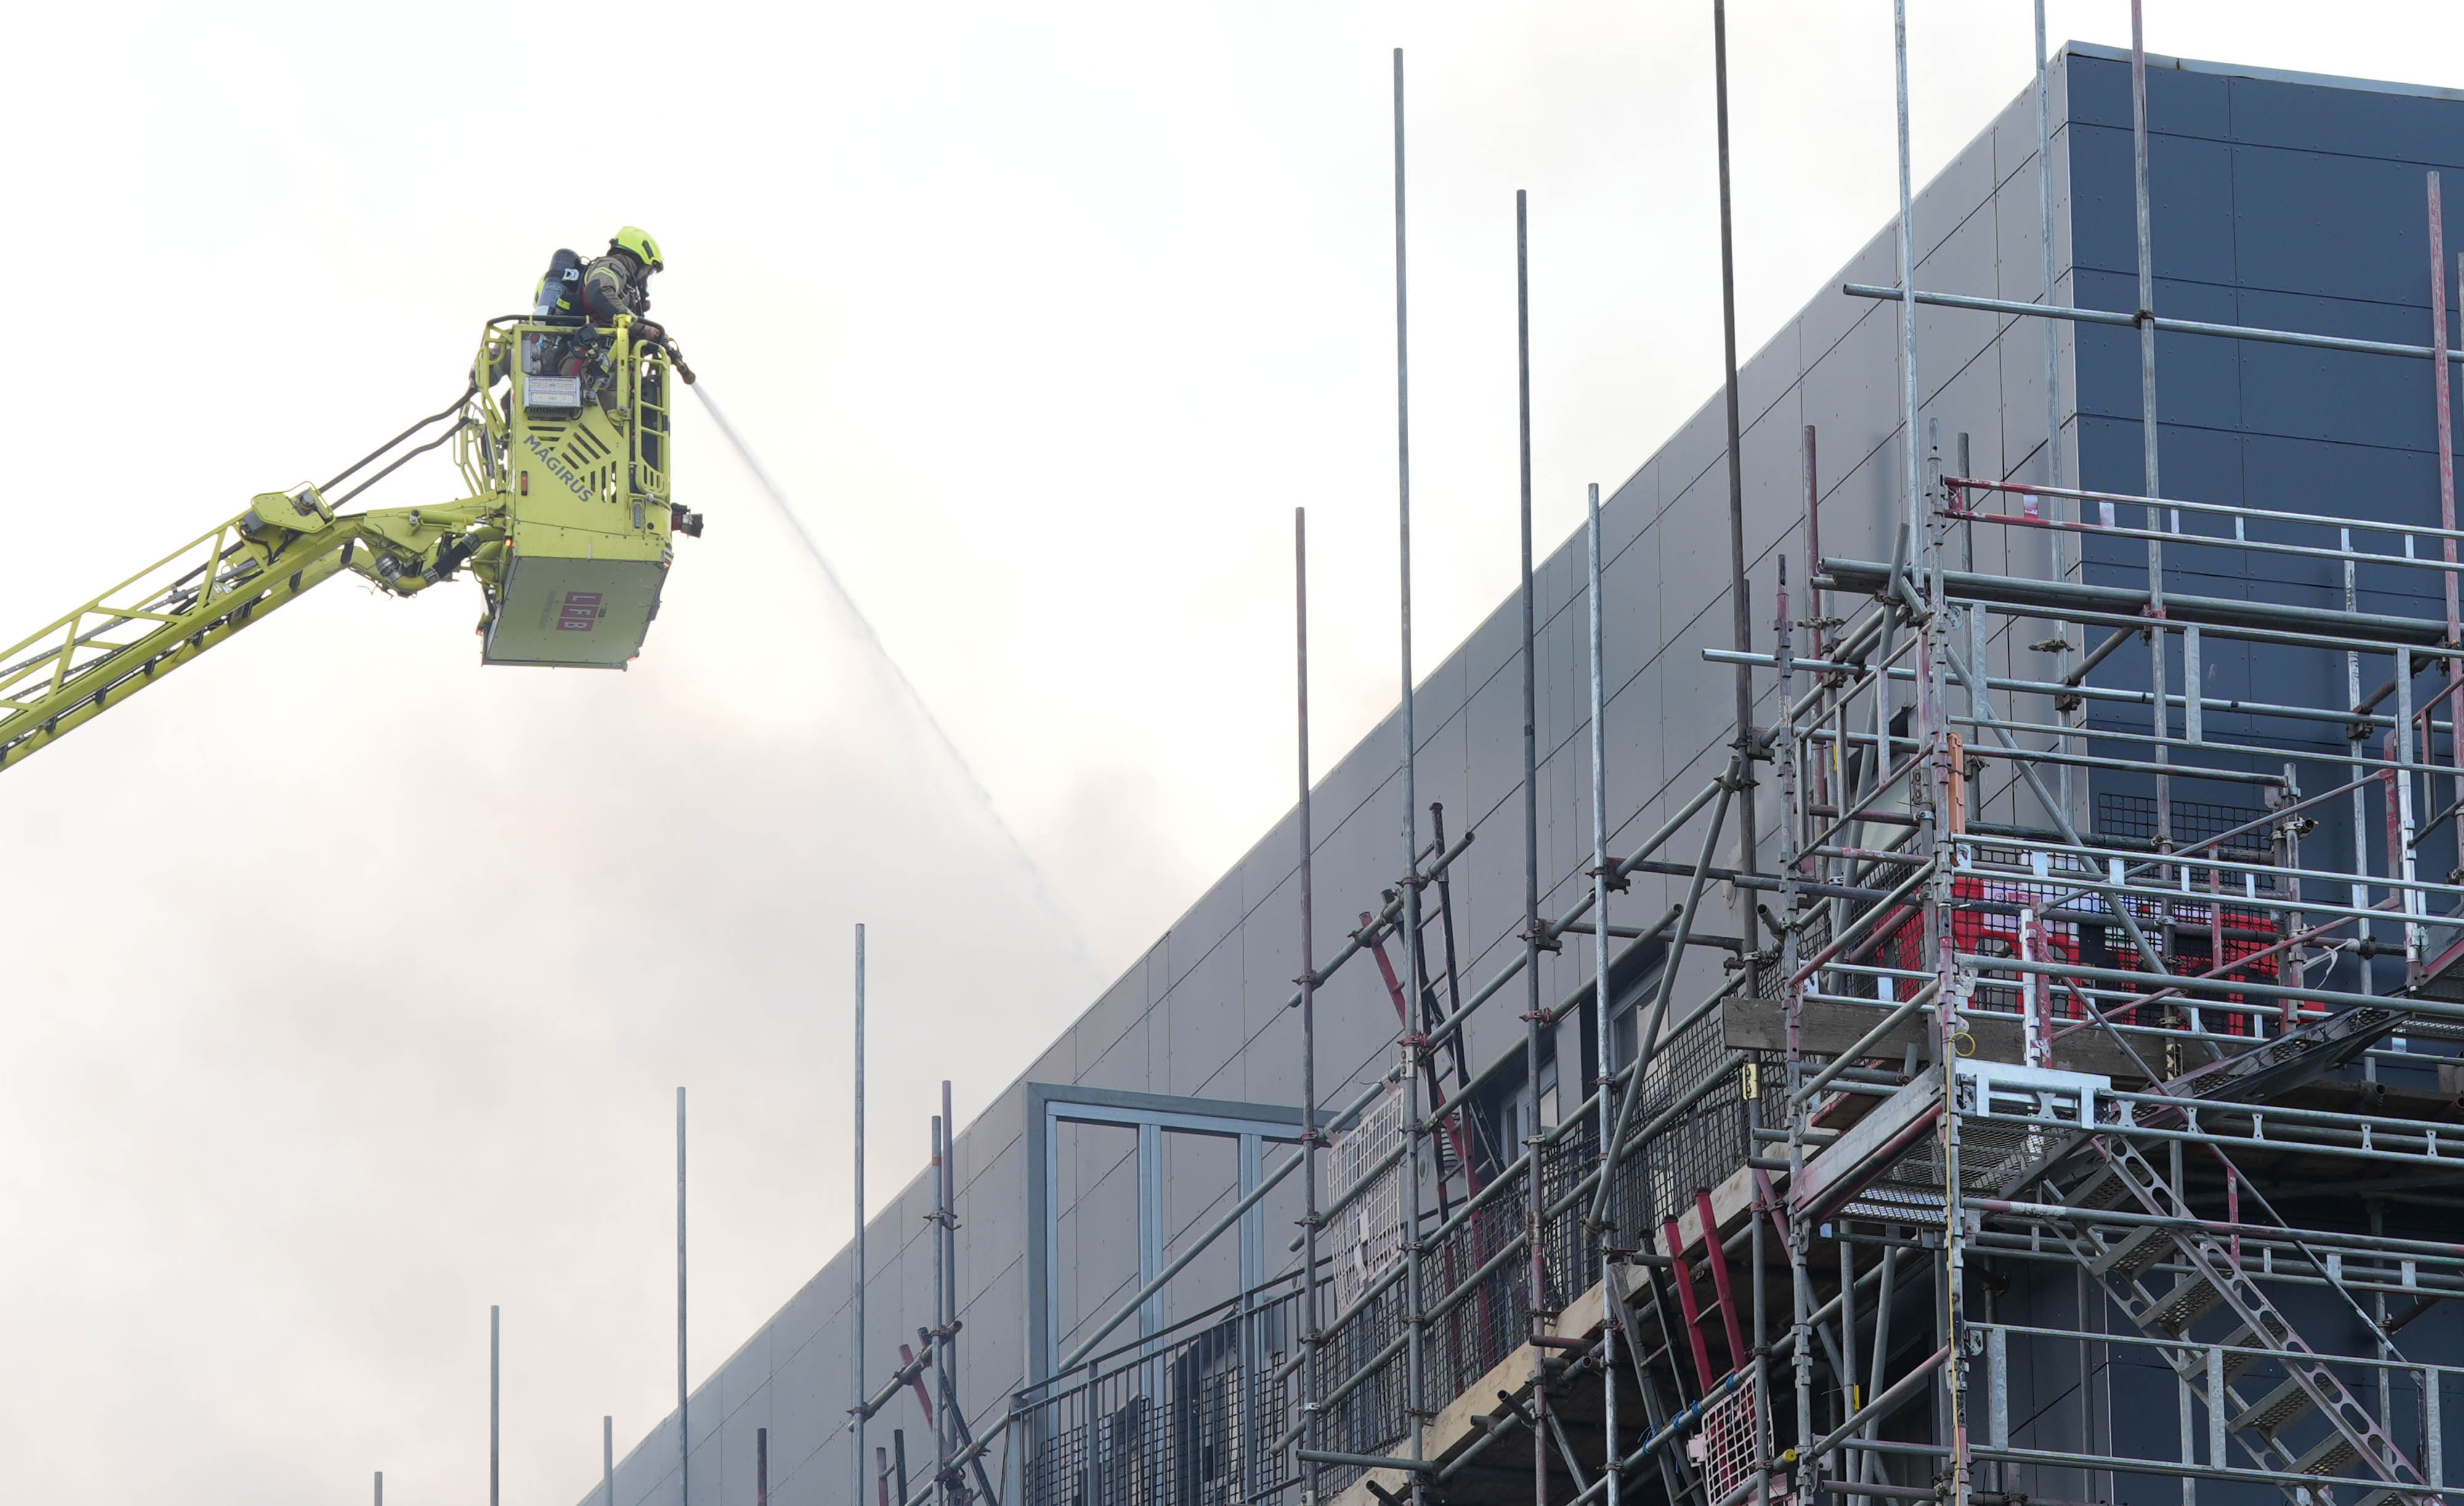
left=0, top=314, right=692, bottom=771
left=0, top=498, right=491, bottom=771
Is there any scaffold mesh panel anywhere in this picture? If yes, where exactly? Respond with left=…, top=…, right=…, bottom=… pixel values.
left=1311, top=1120, right=1604, bottom=1492
left=1419, top=1167, right=1525, bottom=1407
left=1024, top=1294, right=1295, bottom=1506
left=1629, top=1003, right=1780, bottom=1237
left=1316, top=1275, right=1407, bottom=1481
left=2095, top=792, right=2273, bottom=860
left=1329, top=1083, right=1404, bottom=1314
left=1696, top=1383, right=1762, bottom=1502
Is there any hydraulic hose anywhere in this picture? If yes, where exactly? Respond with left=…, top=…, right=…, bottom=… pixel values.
left=330, top=419, right=473, bottom=508
left=318, top=381, right=477, bottom=495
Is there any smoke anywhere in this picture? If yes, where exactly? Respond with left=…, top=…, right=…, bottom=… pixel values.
left=688, top=382, right=1095, bottom=971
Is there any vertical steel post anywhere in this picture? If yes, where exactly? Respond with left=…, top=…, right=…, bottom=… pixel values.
left=491, top=1305, right=501, bottom=1506
left=1391, top=44, right=1416, bottom=904
left=1860, top=1247, right=1900, bottom=1497
left=1714, top=0, right=1762, bottom=969
left=1401, top=1000, right=1428, bottom=1499
left=1779, top=550, right=1815, bottom=1506
left=677, top=1086, right=689, bottom=1506
left=2207, top=1345, right=2226, bottom=1474
left=1894, top=0, right=1923, bottom=569
left=1390, top=46, right=1429, bottom=1500
left=940, top=1081, right=961, bottom=1503
left=2277, top=764, right=2309, bottom=1019
left=2130, top=0, right=2172, bottom=854
left=1752, top=1127, right=1772, bottom=1506
left=2040, top=0, right=2074, bottom=818
left=1959, top=430, right=1975, bottom=576
left=1989, top=1328, right=2010, bottom=1449
left=2022, top=906, right=2049, bottom=1066
left=1517, top=187, right=1551, bottom=1506
left=2430, top=180, right=2463, bottom=817
left=1295, top=504, right=1322, bottom=1506
left=853, top=923, right=867, bottom=1506
left=2397, top=665, right=2424, bottom=966
left=2348, top=530, right=2374, bottom=988
left=1843, top=1227, right=1853, bottom=1459
left=376, top=1470, right=383, bottom=1506
left=931, top=1112, right=950, bottom=1504
left=1926, top=550, right=1972, bottom=1506
left=1805, top=425, right=1826, bottom=657
left=2036, top=0, right=2064, bottom=500
left=2428, top=1366, right=2445, bottom=1489
left=605, top=1415, right=616, bottom=1506
left=1587, top=480, right=1619, bottom=1506
left=2130, top=4, right=2158, bottom=501
left=2178, top=1372, right=2197, bottom=1506
left=1907, top=24, right=1971, bottom=1478
left=2184, top=627, right=2203, bottom=743
left=2373, top=1204, right=2393, bottom=1430
left=757, top=1427, right=769, bottom=1506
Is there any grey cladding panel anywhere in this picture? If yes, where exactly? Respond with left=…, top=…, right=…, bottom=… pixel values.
left=1462, top=649, right=1531, bottom=823
left=1164, top=871, right=1246, bottom=994
left=1799, top=309, right=1911, bottom=519
left=1236, top=872, right=1302, bottom=1040
left=1658, top=394, right=1735, bottom=504
left=1164, top=941, right=1246, bottom=1096
left=960, top=1133, right=1026, bottom=1305
left=1803, top=232, right=1900, bottom=370
left=1073, top=961, right=1149, bottom=1068
left=1655, top=470, right=1735, bottom=641
left=1598, top=459, right=1658, bottom=563
left=1738, top=388, right=1814, bottom=573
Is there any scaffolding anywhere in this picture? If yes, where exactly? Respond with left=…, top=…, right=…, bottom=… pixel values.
left=840, top=10, right=2464, bottom=1506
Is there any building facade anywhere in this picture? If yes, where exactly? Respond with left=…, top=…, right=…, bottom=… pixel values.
left=583, top=43, right=2464, bottom=1506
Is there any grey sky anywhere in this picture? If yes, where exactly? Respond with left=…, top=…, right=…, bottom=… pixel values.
left=0, top=2, right=2456, bottom=1502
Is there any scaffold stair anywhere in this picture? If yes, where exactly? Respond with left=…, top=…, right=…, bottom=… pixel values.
left=2164, top=1006, right=2407, bottom=1108
left=2039, top=1135, right=2433, bottom=1506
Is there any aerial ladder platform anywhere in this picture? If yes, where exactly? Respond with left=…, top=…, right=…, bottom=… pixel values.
left=0, top=313, right=703, bottom=769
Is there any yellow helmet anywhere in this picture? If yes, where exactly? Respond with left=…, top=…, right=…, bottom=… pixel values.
left=610, top=225, right=664, bottom=272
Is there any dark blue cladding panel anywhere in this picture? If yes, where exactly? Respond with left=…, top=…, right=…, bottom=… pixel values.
left=2235, top=289, right=2447, bottom=449
left=2227, top=74, right=2464, bottom=164
left=2068, top=124, right=2237, bottom=281
left=2074, top=416, right=2245, bottom=581
left=2067, top=51, right=2464, bottom=878
left=2069, top=54, right=2232, bottom=139
left=2068, top=59, right=2464, bottom=520
left=2072, top=271, right=2242, bottom=430
left=2239, top=429, right=2439, bottom=534
left=2231, top=145, right=2440, bottom=302
left=2070, top=277, right=2140, bottom=418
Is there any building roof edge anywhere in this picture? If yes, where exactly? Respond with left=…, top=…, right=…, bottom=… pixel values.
left=2062, top=38, right=2464, bottom=107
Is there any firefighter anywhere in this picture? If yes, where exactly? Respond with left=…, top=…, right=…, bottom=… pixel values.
left=580, top=227, right=692, bottom=382
left=522, top=227, right=692, bottom=385
left=584, top=229, right=669, bottom=339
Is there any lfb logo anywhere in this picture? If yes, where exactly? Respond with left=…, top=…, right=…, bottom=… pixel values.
left=557, top=591, right=602, bottom=633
